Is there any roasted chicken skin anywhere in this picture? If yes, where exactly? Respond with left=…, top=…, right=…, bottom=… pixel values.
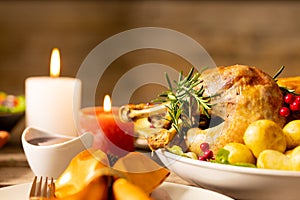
left=189, top=65, right=285, bottom=154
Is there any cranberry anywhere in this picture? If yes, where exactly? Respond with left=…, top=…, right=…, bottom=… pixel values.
left=290, top=101, right=300, bottom=111
left=198, top=155, right=207, bottom=161
left=284, top=93, right=295, bottom=104
left=200, top=142, right=210, bottom=152
left=295, top=96, right=300, bottom=103
left=279, top=107, right=290, bottom=117
left=204, top=150, right=214, bottom=160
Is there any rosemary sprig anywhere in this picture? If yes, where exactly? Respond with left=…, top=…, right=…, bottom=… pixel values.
left=153, top=67, right=211, bottom=136
left=272, top=65, right=285, bottom=81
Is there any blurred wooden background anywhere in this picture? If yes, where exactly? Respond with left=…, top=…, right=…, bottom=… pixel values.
left=0, top=0, right=300, bottom=106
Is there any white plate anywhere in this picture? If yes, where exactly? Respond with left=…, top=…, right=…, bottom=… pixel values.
left=156, top=149, right=300, bottom=200
left=151, top=182, right=233, bottom=200
left=0, top=181, right=232, bottom=200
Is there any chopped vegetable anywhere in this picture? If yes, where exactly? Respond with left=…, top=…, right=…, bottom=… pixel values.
left=0, top=92, right=25, bottom=113
left=214, top=148, right=230, bottom=165
left=167, top=145, right=184, bottom=156
left=167, top=145, right=198, bottom=160
left=213, top=148, right=256, bottom=168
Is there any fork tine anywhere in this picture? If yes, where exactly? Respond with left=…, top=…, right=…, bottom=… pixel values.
left=42, top=176, right=48, bottom=197
left=49, top=177, right=55, bottom=198
left=36, top=177, right=42, bottom=197
left=29, top=176, right=37, bottom=197
left=29, top=176, right=55, bottom=199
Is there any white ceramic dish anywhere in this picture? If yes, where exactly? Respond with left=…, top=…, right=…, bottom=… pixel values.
left=156, top=149, right=300, bottom=200
left=22, top=127, right=93, bottom=178
left=0, top=181, right=233, bottom=200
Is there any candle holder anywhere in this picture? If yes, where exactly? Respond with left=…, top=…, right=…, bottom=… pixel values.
left=78, top=107, right=135, bottom=157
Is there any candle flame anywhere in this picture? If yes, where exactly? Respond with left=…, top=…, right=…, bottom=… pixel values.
left=103, top=95, right=111, bottom=112
left=50, top=48, right=60, bottom=78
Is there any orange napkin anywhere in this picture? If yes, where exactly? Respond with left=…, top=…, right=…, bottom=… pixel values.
left=54, top=149, right=169, bottom=200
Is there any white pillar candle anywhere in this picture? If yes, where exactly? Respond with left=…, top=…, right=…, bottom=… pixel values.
left=25, top=48, right=81, bottom=137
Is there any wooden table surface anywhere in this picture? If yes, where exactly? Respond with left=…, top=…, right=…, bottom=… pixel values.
left=0, top=118, right=34, bottom=187
left=0, top=118, right=190, bottom=189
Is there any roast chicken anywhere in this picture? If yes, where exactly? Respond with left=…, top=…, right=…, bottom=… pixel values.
left=120, top=65, right=286, bottom=154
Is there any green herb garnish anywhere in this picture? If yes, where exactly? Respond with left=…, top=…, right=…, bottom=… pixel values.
left=153, top=67, right=211, bottom=136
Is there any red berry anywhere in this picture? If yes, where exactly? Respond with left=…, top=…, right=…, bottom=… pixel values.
left=290, top=101, right=300, bottom=111
left=198, top=155, right=207, bottom=161
left=200, top=142, right=210, bottom=152
left=279, top=107, right=290, bottom=117
left=204, top=150, right=214, bottom=159
left=295, top=96, right=300, bottom=103
left=284, top=93, right=294, bottom=104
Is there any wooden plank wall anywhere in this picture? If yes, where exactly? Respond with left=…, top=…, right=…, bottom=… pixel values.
left=0, top=0, right=300, bottom=105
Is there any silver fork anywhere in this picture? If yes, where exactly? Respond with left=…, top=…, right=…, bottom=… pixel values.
left=29, top=176, right=55, bottom=199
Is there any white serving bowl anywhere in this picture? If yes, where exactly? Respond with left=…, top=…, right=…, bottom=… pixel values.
left=21, top=127, right=93, bottom=178
left=156, top=149, right=300, bottom=200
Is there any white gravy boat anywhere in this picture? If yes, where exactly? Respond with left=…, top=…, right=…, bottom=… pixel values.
left=21, top=127, right=93, bottom=178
